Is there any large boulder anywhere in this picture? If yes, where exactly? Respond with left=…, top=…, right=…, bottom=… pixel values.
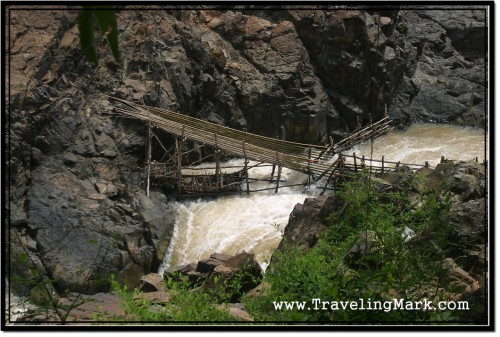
left=166, top=252, right=263, bottom=302
left=276, top=195, right=347, bottom=251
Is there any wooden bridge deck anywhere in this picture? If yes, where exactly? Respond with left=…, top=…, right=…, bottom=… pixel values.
left=109, top=96, right=396, bottom=184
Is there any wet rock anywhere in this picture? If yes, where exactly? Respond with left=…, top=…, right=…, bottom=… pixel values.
left=210, top=252, right=233, bottom=262
left=196, top=257, right=225, bottom=273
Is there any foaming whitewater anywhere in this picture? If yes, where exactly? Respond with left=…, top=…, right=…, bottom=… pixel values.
left=158, top=160, right=309, bottom=274
left=158, top=123, right=486, bottom=275
left=348, top=124, right=487, bottom=167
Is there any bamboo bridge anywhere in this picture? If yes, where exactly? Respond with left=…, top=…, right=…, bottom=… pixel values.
left=108, top=96, right=430, bottom=197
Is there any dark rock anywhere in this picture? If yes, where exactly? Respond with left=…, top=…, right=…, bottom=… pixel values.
left=205, top=252, right=262, bottom=300
left=63, top=152, right=79, bottom=166
left=140, top=273, right=165, bottom=293
left=344, top=230, right=381, bottom=269
left=449, top=198, right=486, bottom=247
left=210, top=252, right=233, bottom=262
left=277, top=195, right=345, bottom=251
left=196, top=257, right=224, bottom=273
left=389, top=10, right=486, bottom=128
left=168, top=252, right=262, bottom=301
left=10, top=202, right=28, bottom=227
left=447, top=173, right=481, bottom=201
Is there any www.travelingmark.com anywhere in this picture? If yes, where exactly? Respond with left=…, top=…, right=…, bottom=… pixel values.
left=273, top=298, right=470, bottom=312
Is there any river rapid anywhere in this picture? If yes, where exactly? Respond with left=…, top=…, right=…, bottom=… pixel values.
left=158, top=123, right=487, bottom=274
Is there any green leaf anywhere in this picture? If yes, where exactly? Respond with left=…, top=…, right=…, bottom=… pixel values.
left=77, top=10, right=98, bottom=65
left=18, top=252, right=28, bottom=263
left=94, top=10, right=120, bottom=62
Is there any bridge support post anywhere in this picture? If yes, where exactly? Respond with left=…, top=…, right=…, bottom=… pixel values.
left=275, top=150, right=281, bottom=193
left=215, top=150, right=222, bottom=191
left=214, top=131, right=223, bottom=191
left=307, top=148, right=312, bottom=185
left=321, top=154, right=343, bottom=196
left=353, top=152, right=358, bottom=172
left=176, top=126, right=186, bottom=194
left=275, top=166, right=282, bottom=193
left=146, top=115, right=152, bottom=197
left=242, top=141, right=250, bottom=194
left=175, top=136, right=183, bottom=194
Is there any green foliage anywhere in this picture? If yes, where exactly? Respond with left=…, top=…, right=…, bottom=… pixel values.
left=77, top=8, right=120, bottom=65
left=244, top=175, right=460, bottom=323
left=109, top=274, right=235, bottom=322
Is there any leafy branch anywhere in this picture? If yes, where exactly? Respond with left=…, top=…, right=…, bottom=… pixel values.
left=77, top=7, right=120, bottom=65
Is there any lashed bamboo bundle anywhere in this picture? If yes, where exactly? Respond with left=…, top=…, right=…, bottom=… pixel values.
left=107, top=96, right=393, bottom=179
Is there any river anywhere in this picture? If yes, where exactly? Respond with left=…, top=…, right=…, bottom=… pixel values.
left=158, top=123, right=487, bottom=274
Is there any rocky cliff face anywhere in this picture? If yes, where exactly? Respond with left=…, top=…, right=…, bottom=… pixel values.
left=389, top=9, right=486, bottom=128
left=7, top=6, right=487, bottom=295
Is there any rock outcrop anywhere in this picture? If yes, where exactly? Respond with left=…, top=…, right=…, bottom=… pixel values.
left=276, top=195, right=347, bottom=252
left=388, top=10, right=486, bottom=128
left=166, top=252, right=263, bottom=302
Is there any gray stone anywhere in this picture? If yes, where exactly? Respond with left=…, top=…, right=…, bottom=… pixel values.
left=344, top=230, right=381, bottom=269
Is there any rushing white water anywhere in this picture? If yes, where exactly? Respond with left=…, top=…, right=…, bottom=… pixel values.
left=349, top=123, right=487, bottom=167
left=158, top=123, right=487, bottom=275
left=158, top=160, right=310, bottom=273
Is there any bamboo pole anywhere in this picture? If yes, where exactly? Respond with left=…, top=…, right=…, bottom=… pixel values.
left=110, top=97, right=327, bottom=154
left=111, top=97, right=325, bottom=152
left=176, top=137, right=183, bottom=194
left=146, top=108, right=152, bottom=197
left=321, top=154, right=343, bottom=195
left=109, top=98, right=413, bottom=182
left=115, top=108, right=313, bottom=172
left=243, top=141, right=250, bottom=194
left=275, top=151, right=281, bottom=193
left=307, top=148, right=312, bottom=184
left=251, top=182, right=307, bottom=193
